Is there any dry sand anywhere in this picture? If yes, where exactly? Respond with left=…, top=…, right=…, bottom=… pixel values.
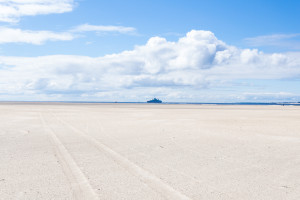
left=0, top=103, right=299, bottom=200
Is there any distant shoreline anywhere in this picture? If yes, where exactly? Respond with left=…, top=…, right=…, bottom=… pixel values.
left=0, top=101, right=299, bottom=106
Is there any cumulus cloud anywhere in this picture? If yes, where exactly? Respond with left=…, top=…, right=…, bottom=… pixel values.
left=1, top=30, right=300, bottom=101
left=0, top=27, right=74, bottom=44
left=72, top=24, right=136, bottom=34
left=0, top=0, right=74, bottom=23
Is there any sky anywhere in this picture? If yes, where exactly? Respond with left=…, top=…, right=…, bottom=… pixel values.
left=0, top=0, right=300, bottom=102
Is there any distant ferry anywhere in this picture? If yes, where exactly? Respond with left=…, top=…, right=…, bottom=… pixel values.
left=147, top=98, right=162, bottom=103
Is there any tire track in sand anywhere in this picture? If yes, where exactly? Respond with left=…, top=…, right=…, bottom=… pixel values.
left=40, top=113, right=98, bottom=200
left=51, top=112, right=191, bottom=200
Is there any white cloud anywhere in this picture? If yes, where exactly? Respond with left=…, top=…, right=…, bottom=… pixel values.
left=1, top=30, right=300, bottom=101
left=245, top=33, right=300, bottom=44
left=239, top=92, right=299, bottom=102
left=0, top=27, right=74, bottom=44
left=72, top=24, right=136, bottom=34
left=245, top=33, right=300, bottom=50
left=0, top=24, right=137, bottom=44
left=0, top=0, right=74, bottom=23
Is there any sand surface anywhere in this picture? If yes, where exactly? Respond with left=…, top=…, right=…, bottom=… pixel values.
left=0, top=103, right=300, bottom=200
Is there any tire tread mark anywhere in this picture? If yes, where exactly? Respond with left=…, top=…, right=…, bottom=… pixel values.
left=40, top=113, right=98, bottom=200
left=52, top=112, right=191, bottom=200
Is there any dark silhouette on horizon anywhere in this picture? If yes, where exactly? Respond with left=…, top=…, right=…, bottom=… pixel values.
left=147, top=98, right=162, bottom=103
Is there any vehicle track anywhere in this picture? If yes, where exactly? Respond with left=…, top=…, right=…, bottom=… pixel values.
left=82, top=114, right=206, bottom=185
left=63, top=112, right=228, bottom=199
left=40, top=113, right=98, bottom=200
left=51, top=111, right=191, bottom=200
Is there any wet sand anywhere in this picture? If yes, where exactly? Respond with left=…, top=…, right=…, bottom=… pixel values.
left=0, top=103, right=300, bottom=199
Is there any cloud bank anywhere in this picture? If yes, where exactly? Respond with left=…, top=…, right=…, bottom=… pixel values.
left=0, top=30, right=300, bottom=101
left=0, top=0, right=74, bottom=23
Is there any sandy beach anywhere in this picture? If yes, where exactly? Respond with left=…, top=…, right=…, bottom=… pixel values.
left=0, top=103, right=299, bottom=200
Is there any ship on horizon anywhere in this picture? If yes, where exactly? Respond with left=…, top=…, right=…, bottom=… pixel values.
left=147, top=98, right=162, bottom=103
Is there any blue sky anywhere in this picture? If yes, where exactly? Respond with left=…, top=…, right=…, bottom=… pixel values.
left=0, top=0, right=300, bottom=102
